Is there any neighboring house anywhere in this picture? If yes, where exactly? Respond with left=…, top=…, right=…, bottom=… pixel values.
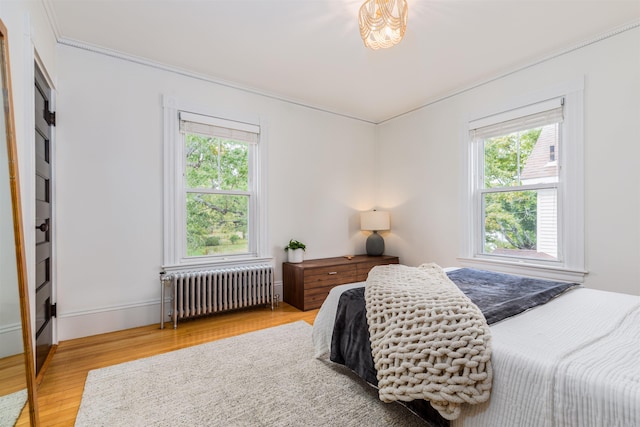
left=521, top=124, right=559, bottom=259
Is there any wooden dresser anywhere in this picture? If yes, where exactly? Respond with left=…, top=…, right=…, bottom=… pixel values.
left=282, top=255, right=399, bottom=311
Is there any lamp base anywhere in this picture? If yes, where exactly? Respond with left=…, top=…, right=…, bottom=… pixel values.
left=366, top=231, right=385, bottom=256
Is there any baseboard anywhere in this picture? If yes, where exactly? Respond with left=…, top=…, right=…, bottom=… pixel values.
left=57, top=301, right=161, bottom=341
left=57, top=281, right=284, bottom=341
left=0, top=322, right=24, bottom=358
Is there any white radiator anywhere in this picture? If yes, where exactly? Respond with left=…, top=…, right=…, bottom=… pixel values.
left=160, top=264, right=275, bottom=329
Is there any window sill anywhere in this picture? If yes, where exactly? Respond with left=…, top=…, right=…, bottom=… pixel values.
left=456, top=257, right=587, bottom=283
left=162, top=256, right=274, bottom=273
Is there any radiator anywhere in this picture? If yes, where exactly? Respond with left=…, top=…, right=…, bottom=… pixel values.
left=160, top=264, right=275, bottom=329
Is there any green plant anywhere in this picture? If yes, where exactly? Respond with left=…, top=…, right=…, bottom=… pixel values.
left=203, top=236, right=221, bottom=246
left=284, top=239, right=306, bottom=251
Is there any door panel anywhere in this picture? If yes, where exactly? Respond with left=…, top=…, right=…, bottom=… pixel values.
left=35, top=321, right=53, bottom=371
left=34, top=282, right=51, bottom=335
left=34, top=78, right=48, bottom=131
left=35, top=259, right=49, bottom=287
left=34, top=65, right=54, bottom=374
left=34, top=241, right=50, bottom=265
left=35, top=174, right=47, bottom=204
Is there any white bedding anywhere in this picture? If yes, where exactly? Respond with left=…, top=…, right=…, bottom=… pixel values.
left=312, top=281, right=366, bottom=358
left=312, top=276, right=640, bottom=427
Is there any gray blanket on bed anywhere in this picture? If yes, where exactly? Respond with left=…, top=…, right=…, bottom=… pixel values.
left=330, top=268, right=580, bottom=427
left=446, top=268, right=580, bottom=323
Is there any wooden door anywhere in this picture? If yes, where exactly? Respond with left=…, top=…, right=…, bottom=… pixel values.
left=34, top=65, right=55, bottom=374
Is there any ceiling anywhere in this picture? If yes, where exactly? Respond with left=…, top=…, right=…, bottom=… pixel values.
left=45, top=0, right=640, bottom=123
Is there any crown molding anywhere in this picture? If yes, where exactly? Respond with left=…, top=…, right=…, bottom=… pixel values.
left=40, top=0, right=62, bottom=40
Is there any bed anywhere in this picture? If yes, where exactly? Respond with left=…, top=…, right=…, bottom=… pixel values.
left=312, top=265, right=640, bottom=427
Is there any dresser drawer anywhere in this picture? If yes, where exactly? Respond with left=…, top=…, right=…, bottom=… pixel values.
left=303, top=265, right=357, bottom=289
left=302, top=287, right=334, bottom=310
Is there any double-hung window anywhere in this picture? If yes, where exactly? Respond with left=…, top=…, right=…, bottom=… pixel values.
left=180, top=112, right=257, bottom=258
left=462, top=86, right=585, bottom=281
left=163, top=97, right=267, bottom=268
left=473, top=98, right=563, bottom=261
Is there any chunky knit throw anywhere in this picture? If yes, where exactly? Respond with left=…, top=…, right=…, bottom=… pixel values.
left=365, top=263, right=492, bottom=420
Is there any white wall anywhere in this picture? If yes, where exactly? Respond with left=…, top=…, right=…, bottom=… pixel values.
left=55, top=45, right=377, bottom=340
left=378, top=27, right=640, bottom=296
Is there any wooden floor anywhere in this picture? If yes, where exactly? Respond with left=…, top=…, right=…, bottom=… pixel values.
left=0, top=353, right=28, bottom=396
left=16, top=303, right=318, bottom=427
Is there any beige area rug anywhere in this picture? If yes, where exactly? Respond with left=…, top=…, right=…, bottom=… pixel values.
left=0, top=389, right=26, bottom=427
left=75, top=321, right=425, bottom=426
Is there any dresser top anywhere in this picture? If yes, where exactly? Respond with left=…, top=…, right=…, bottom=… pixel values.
left=283, top=254, right=398, bottom=269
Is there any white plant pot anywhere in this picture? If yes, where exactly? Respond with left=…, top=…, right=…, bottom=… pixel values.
left=287, top=248, right=304, bottom=263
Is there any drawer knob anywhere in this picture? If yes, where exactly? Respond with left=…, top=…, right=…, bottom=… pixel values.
left=328, top=271, right=338, bottom=275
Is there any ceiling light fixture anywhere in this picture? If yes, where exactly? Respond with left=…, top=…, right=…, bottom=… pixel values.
left=358, top=0, right=408, bottom=50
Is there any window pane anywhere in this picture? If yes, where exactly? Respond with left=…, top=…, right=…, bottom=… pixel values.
left=185, top=134, right=248, bottom=191
left=483, top=189, right=557, bottom=260
left=186, top=193, right=249, bottom=256
left=484, top=124, right=559, bottom=188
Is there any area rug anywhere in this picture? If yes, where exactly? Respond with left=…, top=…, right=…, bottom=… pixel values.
left=75, top=321, right=425, bottom=426
left=0, top=389, right=26, bottom=427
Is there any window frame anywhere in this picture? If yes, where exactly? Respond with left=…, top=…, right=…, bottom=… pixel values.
left=460, top=81, right=586, bottom=282
left=163, top=96, right=270, bottom=270
left=475, top=102, right=563, bottom=264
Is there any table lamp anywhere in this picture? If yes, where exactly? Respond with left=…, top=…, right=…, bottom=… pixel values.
left=361, top=210, right=390, bottom=256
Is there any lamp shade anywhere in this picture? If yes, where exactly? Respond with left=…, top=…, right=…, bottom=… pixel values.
left=361, top=211, right=390, bottom=231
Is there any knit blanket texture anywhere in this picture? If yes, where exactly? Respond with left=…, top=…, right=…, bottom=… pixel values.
left=365, top=263, right=492, bottom=420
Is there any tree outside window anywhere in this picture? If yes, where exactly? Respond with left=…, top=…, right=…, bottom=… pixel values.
left=184, top=134, right=251, bottom=257
left=481, top=124, right=559, bottom=260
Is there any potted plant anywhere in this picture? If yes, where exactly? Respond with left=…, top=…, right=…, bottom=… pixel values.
left=285, top=239, right=306, bottom=263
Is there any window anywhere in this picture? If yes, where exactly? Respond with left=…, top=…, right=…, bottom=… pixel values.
left=181, top=112, right=257, bottom=258
left=461, top=85, right=585, bottom=282
left=474, top=99, right=563, bottom=261
left=163, top=97, right=268, bottom=268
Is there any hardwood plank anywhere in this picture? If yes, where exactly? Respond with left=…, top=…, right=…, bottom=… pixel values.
left=16, top=303, right=318, bottom=426
left=0, top=354, right=27, bottom=395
